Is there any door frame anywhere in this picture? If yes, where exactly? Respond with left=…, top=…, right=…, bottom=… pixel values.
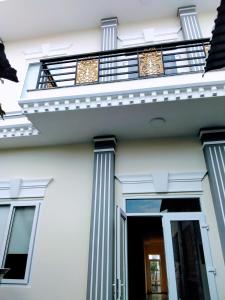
left=123, top=196, right=218, bottom=300
left=115, top=206, right=128, bottom=300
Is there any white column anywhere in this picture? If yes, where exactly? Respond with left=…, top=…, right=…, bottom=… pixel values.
left=86, top=136, right=117, bottom=300
left=178, top=6, right=202, bottom=40
left=101, top=17, right=118, bottom=51
left=200, top=128, right=225, bottom=264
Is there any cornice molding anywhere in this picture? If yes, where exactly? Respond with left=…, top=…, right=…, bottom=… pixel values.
left=0, top=124, right=39, bottom=139
left=177, top=6, right=197, bottom=17
left=199, top=127, right=225, bottom=147
left=0, top=178, right=53, bottom=199
left=19, top=82, right=225, bottom=115
left=94, top=135, right=117, bottom=151
left=116, top=171, right=206, bottom=194
left=101, top=17, right=118, bottom=28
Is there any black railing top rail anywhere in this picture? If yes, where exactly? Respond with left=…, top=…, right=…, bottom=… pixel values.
left=40, top=38, right=210, bottom=64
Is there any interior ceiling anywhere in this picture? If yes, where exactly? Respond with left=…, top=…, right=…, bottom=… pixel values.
left=0, top=0, right=219, bottom=41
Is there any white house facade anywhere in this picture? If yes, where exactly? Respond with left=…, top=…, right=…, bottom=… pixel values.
left=0, top=1, right=225, bottom=300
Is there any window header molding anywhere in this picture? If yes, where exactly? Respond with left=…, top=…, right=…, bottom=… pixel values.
left=0, top=178, right=52, bottom=199
left=116, top=171, right=206, bottom=194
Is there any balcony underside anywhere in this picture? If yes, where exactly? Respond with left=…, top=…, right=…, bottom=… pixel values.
left=1, top=91, right=224, bottom=149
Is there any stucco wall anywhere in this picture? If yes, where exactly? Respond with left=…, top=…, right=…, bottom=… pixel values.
left=0, top=138, right=224, bottom=299
left=0, top=144, right=93, bottom=300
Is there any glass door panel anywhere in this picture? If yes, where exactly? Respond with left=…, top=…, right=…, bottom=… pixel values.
left=163, top=213, right=218, bottom=300
left=171, top=220, right=210, bottom=300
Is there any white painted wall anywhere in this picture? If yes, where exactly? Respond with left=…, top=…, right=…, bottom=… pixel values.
left=115, top=138, right=225, bottom=300
left=199, top=12, right=217, bottom=38
left=118, top=17, right=182, bottom=47
left=0, top=144, right=93, bottom=300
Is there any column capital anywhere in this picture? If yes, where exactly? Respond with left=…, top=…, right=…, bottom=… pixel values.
left=100, top=17, right=118, bottom=28
left=93, top=135, right=117, bottom=152
left=177, top=5, right=197, bottom=17
left=199, top=127, right=225, bottom=145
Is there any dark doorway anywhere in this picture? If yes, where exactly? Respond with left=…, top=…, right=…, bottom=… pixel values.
left=127, top=217, right=168, bottom=300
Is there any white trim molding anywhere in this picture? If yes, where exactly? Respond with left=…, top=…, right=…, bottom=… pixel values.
left=19, top=80, right=225, bottom=115
left=116, top=171, right=206, bottom=194
left=0, top=124, right=39, bottom=139
left=23, top=42, right=73, bottom=63
left=0, top=178, right=52, bottom=199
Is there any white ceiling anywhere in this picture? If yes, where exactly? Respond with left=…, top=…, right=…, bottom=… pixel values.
left=0, top=0, right=219, bottom=41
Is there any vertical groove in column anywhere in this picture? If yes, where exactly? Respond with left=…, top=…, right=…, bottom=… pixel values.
left=87, top=137, right=117, bottom=300
left=107, top=152, right=112, bottom=299
left=95, top=153, right=103, bottom=300
left=100, top=153, right=107, bottom=300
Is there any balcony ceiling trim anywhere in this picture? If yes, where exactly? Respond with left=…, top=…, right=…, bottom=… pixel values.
left=0, top=124, right=39, bottom=139
left=20, top=80, right=223, bottom=115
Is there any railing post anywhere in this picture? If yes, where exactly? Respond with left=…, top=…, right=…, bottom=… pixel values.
left=36, top=62, right=43, bottom=89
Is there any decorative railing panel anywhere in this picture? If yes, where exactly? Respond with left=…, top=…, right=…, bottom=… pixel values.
left=139, top=49, right=164, bottom=77
left=76, top=58, right=99, bottom=84
left=35, top=38, right=210, bottom=90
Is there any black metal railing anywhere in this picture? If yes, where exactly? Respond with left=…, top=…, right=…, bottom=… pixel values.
left=36, top=38, right=210, bottom=90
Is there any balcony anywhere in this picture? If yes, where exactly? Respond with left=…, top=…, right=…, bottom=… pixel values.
left=20, top=38, right=218, bottom=113
left=16, top=37, right=225, bottom=147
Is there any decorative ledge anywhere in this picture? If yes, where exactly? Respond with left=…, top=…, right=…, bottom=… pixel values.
left=116, top=171, right=206, bottom=194
left=20, top=81, right=225, bottom=115
left=0, top=124, right=39, bottom=139
left=0, top=178, right=52, bottom=199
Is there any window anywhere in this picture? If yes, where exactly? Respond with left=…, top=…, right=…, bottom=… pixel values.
left=0, top=201, right=40, bottom=284
left=126, top=198, right=201, bottom=213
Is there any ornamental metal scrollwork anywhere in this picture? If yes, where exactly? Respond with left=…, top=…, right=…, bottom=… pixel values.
left=76, top=58, right=99, bottom=84
left=139, top=49, right=164, bottom=77
left=204, top=45, right=210, bottom=56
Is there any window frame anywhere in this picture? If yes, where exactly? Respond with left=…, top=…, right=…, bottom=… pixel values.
left=0, top=200, right=40, bottom=285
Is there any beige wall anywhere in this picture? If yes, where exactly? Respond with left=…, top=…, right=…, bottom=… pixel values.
left=115, top=137, right=225, bottom=299
left=0, top=138, right=224, bottom=299
left=0, top=144, right=93, bottom=300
